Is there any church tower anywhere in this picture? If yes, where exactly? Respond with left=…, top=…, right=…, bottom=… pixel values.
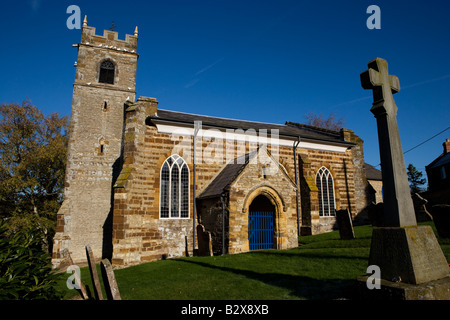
left=52, top=17, right=139, bottom=267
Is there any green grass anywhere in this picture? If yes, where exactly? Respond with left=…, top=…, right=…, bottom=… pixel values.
left=57, top=223, right=450, bottom=300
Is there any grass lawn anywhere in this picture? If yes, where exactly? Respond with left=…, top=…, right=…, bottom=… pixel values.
left=57, top=223, right=450, bottom=300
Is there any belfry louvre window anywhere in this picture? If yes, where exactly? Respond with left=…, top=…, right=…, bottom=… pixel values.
left=316, top=166, right=335, bottom=216
left=160, top=155, right=190, bottom=219
left=99, top=60, right=115, bottom=84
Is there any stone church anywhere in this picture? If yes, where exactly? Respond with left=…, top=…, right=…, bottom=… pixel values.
left=52, top=20, right=376, bottom=269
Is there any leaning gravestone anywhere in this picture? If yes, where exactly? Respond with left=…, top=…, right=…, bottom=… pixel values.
left=101, top=259, right=122, bottom=300
left=336, top=208, right=355, bottom=240
left=85, top=245, right=104, bottom=300
left=197, top=224, right=213, bottom=256
left=366, top=202, right=384, bottom=227
left=359, top=58, right=450, bottom=299
left=65, top=249, right=89, bottom=300
left=411, top=193, right=433, bottom=222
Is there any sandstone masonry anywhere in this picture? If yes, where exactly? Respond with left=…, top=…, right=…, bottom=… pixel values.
left=52, top=22, right=377, bottom=269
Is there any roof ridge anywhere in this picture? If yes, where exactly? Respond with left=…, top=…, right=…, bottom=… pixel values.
left=157, top=108, right=287, bottom=127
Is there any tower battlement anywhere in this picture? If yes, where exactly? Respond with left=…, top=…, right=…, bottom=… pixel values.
left=80, top=16, right=138, bottom=52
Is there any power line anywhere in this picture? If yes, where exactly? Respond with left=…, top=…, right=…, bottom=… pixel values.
left=374, top=126, right=450, bottom=168
left=403, top=126, right=450, bottom=155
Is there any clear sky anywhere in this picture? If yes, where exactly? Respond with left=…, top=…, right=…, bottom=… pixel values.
left=1, top=1, right=449, bottom=184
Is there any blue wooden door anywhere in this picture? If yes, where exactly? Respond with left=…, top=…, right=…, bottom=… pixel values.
left=248, top=211, right=274, bottom=250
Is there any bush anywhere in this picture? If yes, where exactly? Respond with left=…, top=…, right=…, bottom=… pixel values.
left=0, top=220, right=61, bottom=300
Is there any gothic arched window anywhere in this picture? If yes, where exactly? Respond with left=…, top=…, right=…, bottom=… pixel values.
left=160, top=155, right=190, bottom=219
left=316, top=166, right=335, bottom=216
left=99, top=60, right=115, bottom=84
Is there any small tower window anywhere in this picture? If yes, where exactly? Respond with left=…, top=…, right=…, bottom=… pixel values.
left=98, top=138, right=107, bottom=156
left=102, top=101, right=109, bottom=112
left=99, top=60, right=115, bottom=84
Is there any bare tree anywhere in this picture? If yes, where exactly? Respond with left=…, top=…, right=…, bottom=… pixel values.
left=304, top=111, right=345, bottom=131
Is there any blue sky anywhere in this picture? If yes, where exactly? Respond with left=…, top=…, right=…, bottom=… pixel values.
left=1, top=1, right=449, bottom=183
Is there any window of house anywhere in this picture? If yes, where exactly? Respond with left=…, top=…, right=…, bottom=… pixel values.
left=160, top=155, right=190, bottom=219
left=441, top=166, right=447, bottom=180
left=316, top=166, right=335, bottom=216
left=99, top=60, right=115, bottom=84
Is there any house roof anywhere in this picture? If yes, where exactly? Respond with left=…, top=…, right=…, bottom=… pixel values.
left=148, top=109, right=355, bottom=147
left=427, top=152, right=450, bottom=169
left=365, top=163, right=382, bottom=181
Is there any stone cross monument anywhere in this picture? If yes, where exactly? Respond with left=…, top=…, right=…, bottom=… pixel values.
left=360, top=58, right=449, bottom=294
left=361, top=58, right=416, bottom=227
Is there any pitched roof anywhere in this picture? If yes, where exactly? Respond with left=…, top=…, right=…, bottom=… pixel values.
left=427, top=152, right=450, bottom=169
left=365, top=163, right=382, bottom=181
left=149, top=109, right=355, bottom=147
left=198, top=152, right=253, bottom=199
left=198, top=147, right=297, bottom=199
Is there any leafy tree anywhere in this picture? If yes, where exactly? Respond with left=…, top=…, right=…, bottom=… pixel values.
left=0, top=100, right=68, bottom=252
left=0, top=219, right=62, bottom=300
left=407, top=163, right=426, bottom=193
left=304, top=111, right=345, bottom=131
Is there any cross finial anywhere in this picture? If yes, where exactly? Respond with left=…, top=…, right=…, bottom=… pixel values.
left=109, top=21, right=117, bottom=31
left=360, top=58, right=400, bottom=117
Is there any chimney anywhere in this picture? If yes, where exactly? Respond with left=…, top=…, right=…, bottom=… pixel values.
left=444, top=138, right=450, bottom=154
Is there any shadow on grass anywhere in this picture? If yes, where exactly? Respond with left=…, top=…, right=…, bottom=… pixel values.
left=247, top=249, right=369, bottom=261
left=174, top=258, right=358, bottom=300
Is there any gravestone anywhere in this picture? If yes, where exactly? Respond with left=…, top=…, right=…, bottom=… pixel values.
left=85, top=245, right=104, bottom=300
left=411, top=193, right=433, bottom=222
left=185, top=235, right=190, bottom=257
left=65, top=249, right=89, bottom=300
left=336, top=208, right=355, bottom=240
left=101, top=259, right=121, bottom=300
left=359, top=58, right=450, bottom=298
left=196, top=224, right=213, bottom=256
left=366, top=202, right=384, bottom=227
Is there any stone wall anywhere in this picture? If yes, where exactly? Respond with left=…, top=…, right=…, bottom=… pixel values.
left=111, top=104, right=365, bottom=266
left=52, top=24, right=138, bottom=268
left=112, top=99, right=198, bottom=267
left=227, top=148, right=298, bottom=254
left=341, top=129, right=369, bottom=216
left=298, top=146, right=357, bottom=235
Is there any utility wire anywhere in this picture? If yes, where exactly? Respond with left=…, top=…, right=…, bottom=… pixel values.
left=403, top=126, right=450, bottom=155
left=374, top=126, right=450, bottom=168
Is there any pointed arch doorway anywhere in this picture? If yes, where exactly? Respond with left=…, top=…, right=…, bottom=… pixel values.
left=248, top=195, right=275, bottom=250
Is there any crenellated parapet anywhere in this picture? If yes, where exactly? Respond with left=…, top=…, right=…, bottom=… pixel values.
left=80, top=16, right=138, bottom=53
